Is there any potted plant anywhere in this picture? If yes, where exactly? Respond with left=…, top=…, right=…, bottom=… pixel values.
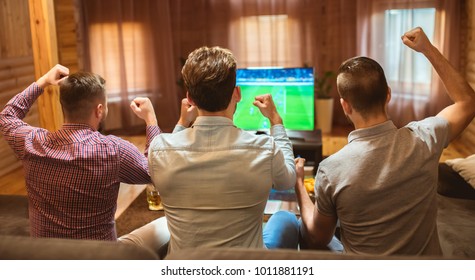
left=315, top=71, right=335, bottom=134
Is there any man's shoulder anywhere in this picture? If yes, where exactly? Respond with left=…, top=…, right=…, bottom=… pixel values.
left=233, top=130, right=279, bottom=151
left=93, top=133, right=131, bottom=147
left=403, top=116, right=450, bottom=146
left=158, top=130, right=186, bottom=140
left=404, top=116, right=449, bottom=131
left=317, top=140, right=367, bottom=178
left=318, top=146, right=351, bottom=169
left=150, top=128, right=275, bottom=149
left=245, top=130, right=276, bottom=142
left=149, top=131, right=183, bottom=148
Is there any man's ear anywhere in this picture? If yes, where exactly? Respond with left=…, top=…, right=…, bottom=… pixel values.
left=340, top=98, right=352, bottom=115
left=96, top=103, right=104, bottom=119
left=233, top=86, right=241, bottom=102
left=386, top=87, right=392, bottom=105
left=186, top=92, right=196, bottom=106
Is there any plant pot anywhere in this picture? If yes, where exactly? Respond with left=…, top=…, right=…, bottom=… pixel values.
left=316, top=98, right=334, bottom=134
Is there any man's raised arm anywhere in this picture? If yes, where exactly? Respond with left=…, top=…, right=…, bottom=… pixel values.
left=0, top=64, right=68, bottom=158
left=253, top=94, right=296, bottom=189
left=402, top=27, right=475, bottom=142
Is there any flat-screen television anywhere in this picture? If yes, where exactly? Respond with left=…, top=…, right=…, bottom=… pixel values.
left=234, top=67, right=315, bottom=131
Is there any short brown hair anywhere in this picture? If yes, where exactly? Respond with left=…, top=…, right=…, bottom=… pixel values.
left=59, top=72, right=106, bottom=121
left=181, top=46, right=237, bottom=112
left=337, top=57, right=388, bottom=118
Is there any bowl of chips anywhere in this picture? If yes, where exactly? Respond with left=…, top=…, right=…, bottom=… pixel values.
left=304, top=177, right=315, bottom=194
left=303, top=177, right=315, bottom=203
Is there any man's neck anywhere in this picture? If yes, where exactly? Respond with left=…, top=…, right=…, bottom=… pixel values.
left=198, top=109, right=233, bottom=120
left=352, top=114, right=389, bottom=130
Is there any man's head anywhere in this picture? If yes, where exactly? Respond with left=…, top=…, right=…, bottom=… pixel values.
left=336, top=56, right=389, bottom=120
left=59, top=72, right=107, bottom=127
left=181, top=46, right=237, bottom=112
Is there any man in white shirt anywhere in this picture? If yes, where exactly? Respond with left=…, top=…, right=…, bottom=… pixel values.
left=142, top=46, right=298, bottom=253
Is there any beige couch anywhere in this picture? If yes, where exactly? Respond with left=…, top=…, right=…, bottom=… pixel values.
left=1, top=162, right=474, bottom=260
left=0, top=235, right=158, bottom=260
left=0, top=195, right=158, bottom=260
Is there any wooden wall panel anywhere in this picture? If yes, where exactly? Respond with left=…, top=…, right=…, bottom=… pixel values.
left=55, top=0, right=81, bottom=72
left=0, top=0, right=80, bottom=179
left=0, top=56, right=39, bottom=176
left=461, top=0, right=475, bottom=155
left=0, top=57, right=37, bottom=177
left=29, top=0, right=64, bottom=132
left=0, top=0, right=36, bottom=178
left=0, top=0, right=32, bottom=58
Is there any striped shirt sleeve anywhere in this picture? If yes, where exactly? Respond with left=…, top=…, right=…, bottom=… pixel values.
left=118, top=138, right=152, bottom=184
left=0, top=82, right=43, bottom=160
left=118, top=124, right=161, bottom=184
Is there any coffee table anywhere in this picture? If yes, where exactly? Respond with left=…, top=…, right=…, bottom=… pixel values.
left=264, top=189, right=300, bottom=222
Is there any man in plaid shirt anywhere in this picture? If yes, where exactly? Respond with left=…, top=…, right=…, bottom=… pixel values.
left=0, top=64, right=169, bottom=253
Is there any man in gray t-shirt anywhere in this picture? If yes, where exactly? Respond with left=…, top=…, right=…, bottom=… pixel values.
left=294, top=27, right=475, bottom=255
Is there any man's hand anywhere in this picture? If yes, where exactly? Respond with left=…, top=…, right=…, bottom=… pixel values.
left=177, top=98, right=197, bottom=127
left=401, top=27, right=435, bottom=55
left=130, top=97, right=158, bottom=126
left=36, top=64, right=69, bottom=89
left=253, top=94, right=283, bottom=126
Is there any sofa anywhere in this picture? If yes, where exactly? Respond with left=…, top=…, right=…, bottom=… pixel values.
left=437, top=162, right=475, bottom=200
left=0, top=235, right=158, bottom=260
left=0, top=195, right=158, bottom=260
left=165, top=247, right=445, bottom=260
left=1, top=162, right=474, bottom=259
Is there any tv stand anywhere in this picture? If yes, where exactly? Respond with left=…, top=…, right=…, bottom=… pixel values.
left=287, top=130, right=323, bottom=175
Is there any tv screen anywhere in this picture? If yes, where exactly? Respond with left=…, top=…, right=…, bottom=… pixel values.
left=234, top=67, right=315, bottom=131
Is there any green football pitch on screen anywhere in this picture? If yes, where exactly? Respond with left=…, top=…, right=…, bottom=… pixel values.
left=234, top=84, right=314, bottom=131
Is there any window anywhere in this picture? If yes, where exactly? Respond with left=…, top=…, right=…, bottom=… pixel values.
left=384, top=8, right=436, bottom=98
left=88, top=22, right=150, bottom=101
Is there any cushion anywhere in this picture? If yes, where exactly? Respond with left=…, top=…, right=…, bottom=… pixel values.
left=438, top=163, right=475, bottom=200
left=445, top=155, right=475, bottom=189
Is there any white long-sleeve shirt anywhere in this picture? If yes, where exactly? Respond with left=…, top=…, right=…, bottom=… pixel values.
left=148, top=116, right=295, bottom=252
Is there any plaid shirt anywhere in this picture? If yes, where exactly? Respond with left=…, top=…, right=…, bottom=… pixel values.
left=0, top=83, right=160, bottom=240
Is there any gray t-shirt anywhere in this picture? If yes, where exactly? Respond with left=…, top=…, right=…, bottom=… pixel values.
left=316, top=117, right=449, bottom=255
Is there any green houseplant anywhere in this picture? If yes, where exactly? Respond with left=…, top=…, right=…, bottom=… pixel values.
left=315, top=71, right=335, bottom=133
left=315, top=71, right=334, bottom=99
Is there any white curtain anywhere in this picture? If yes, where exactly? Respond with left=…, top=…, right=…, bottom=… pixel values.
left=357, top=0, right=461, bottom=127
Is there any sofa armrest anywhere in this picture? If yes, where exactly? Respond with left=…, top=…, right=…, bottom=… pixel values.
left=438, top=163, right=475, bottom=200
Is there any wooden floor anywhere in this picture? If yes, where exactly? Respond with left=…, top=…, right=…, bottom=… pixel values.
left=0, top=125, right=472, bottom=219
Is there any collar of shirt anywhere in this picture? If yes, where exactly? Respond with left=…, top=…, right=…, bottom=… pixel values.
left=53, top=123, right=96, bottom=144
left=347, top=120, right=397, bottom=143
left=191, top=116, right=236, bottom=128
left=62, top=123, right=95, bottom=131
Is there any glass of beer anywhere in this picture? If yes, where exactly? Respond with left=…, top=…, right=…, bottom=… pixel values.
left=146, top=184, right=162, bottom=211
